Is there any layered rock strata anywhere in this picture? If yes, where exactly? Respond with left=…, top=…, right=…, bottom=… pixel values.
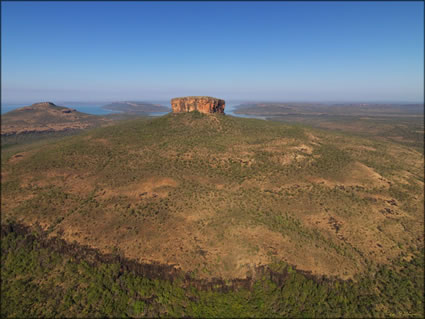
left=171, top=96, right=225, bottom=114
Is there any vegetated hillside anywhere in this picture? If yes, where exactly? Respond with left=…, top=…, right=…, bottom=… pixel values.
left=2, top=112, right=423, bottom=281
left=2, top=223, right=423, bottom=318
left=102, top=101, right=170, bottom=114
left=1, top=102, right=113, bottom=136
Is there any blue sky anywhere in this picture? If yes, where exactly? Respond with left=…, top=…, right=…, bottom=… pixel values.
left=1, top=1, right=424, bottom=103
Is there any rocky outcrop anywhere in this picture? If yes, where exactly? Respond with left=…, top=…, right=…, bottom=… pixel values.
left=61, top=108, right=76, bottom=113
left=171, top=96, right=225, bottom=114
left=33, top=102, right=56, bottom=107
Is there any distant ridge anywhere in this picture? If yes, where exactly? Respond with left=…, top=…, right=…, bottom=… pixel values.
left=1, top=102, right=112, bottom=136
left=102, top=101, right=170, bottom=114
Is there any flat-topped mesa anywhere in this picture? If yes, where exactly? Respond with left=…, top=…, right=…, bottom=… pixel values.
left=171, top=96, right=225, bottom=114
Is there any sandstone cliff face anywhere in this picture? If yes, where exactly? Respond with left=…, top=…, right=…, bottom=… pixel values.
left=171, top=96, right=225, bottom=114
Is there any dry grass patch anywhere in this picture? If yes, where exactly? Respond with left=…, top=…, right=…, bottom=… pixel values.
left=101, top=177, right=178, bottom=200
left=8, top=152, right=28, bottom=164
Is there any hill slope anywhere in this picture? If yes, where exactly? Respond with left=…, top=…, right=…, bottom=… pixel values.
left=1, top=112, right=423, bottom=281
left=1, top=102, right=113, bottom=136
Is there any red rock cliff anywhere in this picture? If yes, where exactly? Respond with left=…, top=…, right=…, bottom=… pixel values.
left=171, top=96, right=225, bottom=114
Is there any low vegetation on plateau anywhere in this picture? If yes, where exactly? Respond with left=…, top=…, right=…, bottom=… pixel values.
left=1, top=111, right=424, bottom=317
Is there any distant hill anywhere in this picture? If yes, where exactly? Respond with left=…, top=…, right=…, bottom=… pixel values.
left=234, top=102, right=424, bottom=117
left=102, top=101, right=170, bottom=114
left=234, top=103, right=424, bottom=152
left=1, top=102, right=113, bottom=136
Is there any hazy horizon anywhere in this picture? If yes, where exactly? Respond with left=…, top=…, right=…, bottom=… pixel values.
left=2, top=98, right=424, bottom=107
